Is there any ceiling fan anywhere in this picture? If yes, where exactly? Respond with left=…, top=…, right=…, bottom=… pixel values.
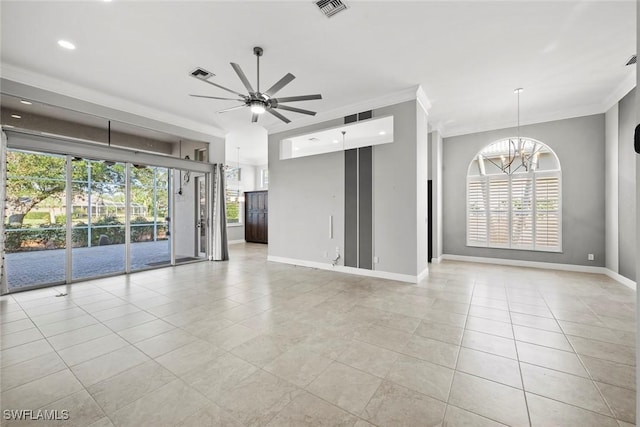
left=189, top=46, right=322, bottom=124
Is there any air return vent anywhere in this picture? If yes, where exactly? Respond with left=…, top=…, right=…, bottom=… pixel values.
left=626, top=55, right=637, bottom=66
left=190, top=67, right=215, bottom=79
left=315, top=0, right=347, bottom=18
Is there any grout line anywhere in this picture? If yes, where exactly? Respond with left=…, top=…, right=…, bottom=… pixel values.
left=443, top=275, right=476, bottom=422
left=537, top=289, right=620, bottom=421
left=505, top=285, right=533, bottom=427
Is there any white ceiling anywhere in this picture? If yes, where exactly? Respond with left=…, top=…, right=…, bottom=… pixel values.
left=0, top=0, right=636, bottom=161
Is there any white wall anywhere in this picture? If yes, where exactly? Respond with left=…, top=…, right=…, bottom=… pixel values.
left=416, top=102, right=429, bottom=276
left=618, top=89, right=637, bottom=280
left=431, top=130, right=444, bottom=261
left=255, top=164, right=268, bottom=190
left=605, top=104, right=620, bottom=272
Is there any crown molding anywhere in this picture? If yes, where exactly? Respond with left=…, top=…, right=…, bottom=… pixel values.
left=267, top=85, right=432, bottom=135
left=416, top=85, right=431, bottom=115
left=0, top=63, right=225, bottom=139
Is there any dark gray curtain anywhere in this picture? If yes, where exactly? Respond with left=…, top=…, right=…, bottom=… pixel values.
left=212, top=163, right=229, bottom=260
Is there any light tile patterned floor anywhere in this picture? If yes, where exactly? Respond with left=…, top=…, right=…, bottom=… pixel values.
left=0, top=243, right=636, bottom=426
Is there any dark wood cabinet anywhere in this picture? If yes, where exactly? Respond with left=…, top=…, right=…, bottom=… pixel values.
left=244, top=190, right=268, bottom=243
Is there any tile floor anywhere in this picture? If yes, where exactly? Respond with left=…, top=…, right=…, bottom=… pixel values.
left=0, top=243, right=636, bottom=426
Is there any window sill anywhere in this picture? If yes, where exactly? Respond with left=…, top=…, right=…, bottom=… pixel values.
left=466, top=243, right=562, bottom=254
left=227, top=223, right=243, bottom=228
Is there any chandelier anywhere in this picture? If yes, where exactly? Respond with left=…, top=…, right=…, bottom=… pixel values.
left=482, top=88, right=543, bottom=175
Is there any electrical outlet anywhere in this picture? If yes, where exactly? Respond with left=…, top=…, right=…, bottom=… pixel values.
left=336, top=246, right=340, bottom=255
left=323, top=251, right=328, bottom=258
left=588, top=253, right=595, bottom=261
left=373, top=256, right=379, bottom=264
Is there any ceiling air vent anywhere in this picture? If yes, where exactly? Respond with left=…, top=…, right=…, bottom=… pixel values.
left=626, top=55, right=637, bottom=66
left=190, top=67, right=215, bottom=79
left=308, top=137, right=321, bottom=142
left=315, top=0, right=347, bottom=18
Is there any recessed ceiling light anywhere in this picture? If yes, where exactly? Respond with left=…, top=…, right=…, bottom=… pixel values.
left=294, top=147, right=300, bottom=151
left=20, top=100, right=32, bottom=105
left=58, top=40, right=76, bottom=50
left=332, top=139, right=339, bottom=144
left=11, top=114, right=22, bottom=119
left=379, top=131, right=386, bottom=135
left=103, top=0, right=112, bottom=2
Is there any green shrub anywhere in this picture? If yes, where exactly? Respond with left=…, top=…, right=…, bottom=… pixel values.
left=4, top=224, right=65, bottom=252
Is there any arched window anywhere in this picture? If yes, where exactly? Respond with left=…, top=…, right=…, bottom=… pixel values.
left=467, top=138, right=561, bottom=252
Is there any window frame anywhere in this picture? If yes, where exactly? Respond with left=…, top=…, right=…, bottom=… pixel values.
left=466, top=139, right=562, bottom=253
left=225, top=166, right=243, bottom=226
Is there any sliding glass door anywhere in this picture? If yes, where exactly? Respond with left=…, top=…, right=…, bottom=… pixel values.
left=3, top=147, right=210, bottom=292
left=130, top=165, right=170, bottom=270
left=5, top=150, right=67, bottom=291
left=71, top=159, right=126, bottom=280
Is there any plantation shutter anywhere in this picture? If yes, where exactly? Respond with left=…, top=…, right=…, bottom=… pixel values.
left=510, top=176, right=534, bottom=248
left=467, top=179, right=487, bottom=245
left=488, top=178, right=509, bottom=246
left=535, top=175, right=561, bottom=250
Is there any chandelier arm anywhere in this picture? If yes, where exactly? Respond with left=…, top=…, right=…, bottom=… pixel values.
left=483, top=156, right=504, bottom=171
left=510, top=162, right=526, bottom=174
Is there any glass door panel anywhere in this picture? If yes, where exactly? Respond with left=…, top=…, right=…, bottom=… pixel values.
left=71, top=159, right=125, bottom=280
left=130, top=165, right=170, bottom=270
left=5, top=150, right=67, bottom=290
left=173, top=170, right=208, bottom=264
left=197, top=175, right=207, bottom=256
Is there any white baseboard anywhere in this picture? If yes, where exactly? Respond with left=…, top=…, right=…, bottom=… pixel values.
left=441, top=254, right=636, bottom=290
left=265, top=253, right=637, bottom=290
left=267, top=255, right=420, bottom=283
left=417, top=267, right=429, bottom=282
left=441, top=254, right=604, bottom=273
left=228, top=240, right=245, bottom=245
left=603, top=269, right=637, bottom=290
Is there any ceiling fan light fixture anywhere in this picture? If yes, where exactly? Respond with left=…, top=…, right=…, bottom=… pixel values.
left=250, top=100, right=266, bottom=114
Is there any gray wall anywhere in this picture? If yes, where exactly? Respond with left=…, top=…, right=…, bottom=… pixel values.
left=268, top=100, right=426, bottom=277
left=443, top=114, right=606, bottom=266
left=618, top=88, right=637, bottom=280
left=268, top=116, right=345, bottom=265
left=372, top=101, right=420, bottom=275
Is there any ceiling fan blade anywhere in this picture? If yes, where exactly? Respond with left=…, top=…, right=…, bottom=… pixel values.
left=230, top=62, right=255, bottom=94
left=267, top=108, right=291, bottom=124
left=192, top=75, right=246, bottom=97
left=251, top=113, right=259, bottom=123
left=274, top=104, right=317, bottom=116
left=190, top=94, right=245, bottom=101
left=264, top=73, right=295, bottom=97
left=273, top=94, right=322, bottom=103
left=216, top=104, right=247, bottom=114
